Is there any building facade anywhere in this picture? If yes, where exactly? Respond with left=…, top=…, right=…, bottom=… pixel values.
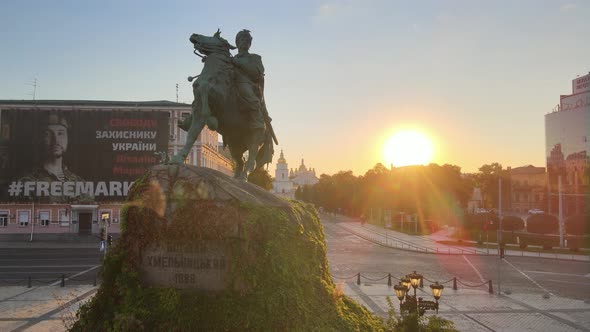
left=272, top=150, right=294, bottom=198
left=508, top=165, right=547, bottom=213
left=271, top=151, right=319, bottom=199
left=545, top=73, right=590, bottom=216
left=290, top=159, right=319, bottom=188
left=0, top=100, right=232, bottom=238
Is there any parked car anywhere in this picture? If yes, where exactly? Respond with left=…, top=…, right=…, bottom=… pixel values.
left=527, top=208, right=544, bottom=214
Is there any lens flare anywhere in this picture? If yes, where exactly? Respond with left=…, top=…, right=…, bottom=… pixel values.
left=383, top=130, right=433, bottom=167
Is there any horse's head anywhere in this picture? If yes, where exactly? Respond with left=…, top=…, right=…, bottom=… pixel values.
left=190, top=29, right=236, bottom=56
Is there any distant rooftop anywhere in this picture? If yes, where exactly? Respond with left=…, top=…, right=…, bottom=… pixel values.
left=510, top=165, right=545, bottom=174
left=0, top=99, right=190, bottom=108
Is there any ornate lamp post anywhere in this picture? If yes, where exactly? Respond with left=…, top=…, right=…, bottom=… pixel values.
left=408, top=271, right=422, bottom=297
left=430, top=282, right=444, bottom=314
left=394, top=272, right=444, bottom=316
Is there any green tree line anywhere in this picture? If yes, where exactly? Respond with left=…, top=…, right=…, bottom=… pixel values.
left=295, top=163, right=473, bottom=226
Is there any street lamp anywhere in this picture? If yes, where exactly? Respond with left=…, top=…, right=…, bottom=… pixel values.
left=408, top=270, right=422, bottom=296
left=394, top=282, right=407, bottom=302
left=430, top=281, right=444, bottom=314
left=401, top=276, right=411, bottom=292
left=394, top=272, right=444, bottom=317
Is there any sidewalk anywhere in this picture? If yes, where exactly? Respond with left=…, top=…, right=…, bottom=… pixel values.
left=0, top=285, right=96, bottom=332
left=2, top=283, right=589, bottom=332
left=342, top=281, right=590, bottom=331
left=326, top=214, right=590, bottom=262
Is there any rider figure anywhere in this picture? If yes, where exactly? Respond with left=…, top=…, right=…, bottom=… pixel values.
left=232, top=29, right=270, bottom=130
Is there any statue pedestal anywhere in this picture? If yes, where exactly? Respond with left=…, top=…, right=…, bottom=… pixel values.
left=72, top=165, right=384, bottom=331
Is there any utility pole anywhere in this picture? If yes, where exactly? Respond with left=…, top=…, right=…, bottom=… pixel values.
left=497, top=177, right=502, bottom=295
left=27, top=77, right=39, bottom=100
left=558, top=175, right=564, bottom=248
left=176, top=83, right=179, bottom=103
left=498, top=177, right=502, bottom=244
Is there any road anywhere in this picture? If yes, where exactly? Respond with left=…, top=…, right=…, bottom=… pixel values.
left=0, top=220, right=588, bottom=301
left=323, top=219, right=590, bottom=301
left=0, top=248, right=102, bottom=286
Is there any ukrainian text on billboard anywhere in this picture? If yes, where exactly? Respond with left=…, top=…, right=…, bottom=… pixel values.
left=0, top=109, right=169, bottom=202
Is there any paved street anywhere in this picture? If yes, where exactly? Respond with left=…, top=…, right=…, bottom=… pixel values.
left=324, top=214, right=590, bottom=331
left=323, top=218, right=590, bottom=301
left=0, top=215, right=588, bottom=331
left=0, top=248, right=102, bottom=287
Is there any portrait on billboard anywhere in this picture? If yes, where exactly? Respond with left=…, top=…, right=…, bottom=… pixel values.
left=0, top=109, right=169, bottom=202
left=15, top=112, right=91, bottom=202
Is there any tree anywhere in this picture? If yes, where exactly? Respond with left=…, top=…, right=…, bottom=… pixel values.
left=474, top=163, right=510, bottom=210
left=294, top=186, right=303, bottom=200
left=247, top=168, right=273, bottom=190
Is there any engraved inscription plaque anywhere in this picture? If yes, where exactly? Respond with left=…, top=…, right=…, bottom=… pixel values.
left=139, top=241, right=229, bottom=290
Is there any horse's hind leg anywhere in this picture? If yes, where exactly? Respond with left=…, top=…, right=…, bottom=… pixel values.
left=243, top=129, right=264, bottom=178
left=230, top=145, right=246, bottom=180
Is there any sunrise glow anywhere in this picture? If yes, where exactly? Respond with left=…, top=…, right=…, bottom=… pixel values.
left=383, top=130, right=433, bottom=167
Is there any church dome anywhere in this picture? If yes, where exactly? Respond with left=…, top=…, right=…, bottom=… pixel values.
left=298, top=159, right=307, bottom=172
left=278, top=150, right=287, bottom=164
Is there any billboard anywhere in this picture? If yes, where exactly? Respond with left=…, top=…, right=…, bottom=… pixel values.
left=573, top=73, right=590, bottom=94
left=0, top=109, right=169, bottom=202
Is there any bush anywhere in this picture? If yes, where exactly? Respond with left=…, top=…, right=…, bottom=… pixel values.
left=565, top=215, right=589, bottom=236
left=502, top=216, right=525, bottom=231
left=385, top=297, right=458, bottom=332
left=465, top=213, right=498, bottom=232
left=527, top=214, right=559, bottom=234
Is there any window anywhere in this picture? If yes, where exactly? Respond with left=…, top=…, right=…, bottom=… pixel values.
left=59, top=210, right=69, bottom=226
left=0, top=212, right=8, bottom=227
left=18, top=211, right=30, bottom=227
left=39, top=211, right=50, bottom=226
left=112, top=211, right=120, bottom=224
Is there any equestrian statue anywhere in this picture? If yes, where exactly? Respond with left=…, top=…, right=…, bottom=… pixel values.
left=169, top=29, right=277, bottom=180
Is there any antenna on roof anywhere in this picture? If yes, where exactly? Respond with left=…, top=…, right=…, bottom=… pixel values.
left=26, top=77, right=39, bottom=100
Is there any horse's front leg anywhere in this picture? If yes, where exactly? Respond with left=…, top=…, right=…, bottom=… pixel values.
left=169, top=99, right=207, bottom=164
left=170, top=80, right=213, bottom=164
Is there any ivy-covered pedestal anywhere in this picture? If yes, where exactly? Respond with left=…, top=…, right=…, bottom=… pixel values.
left=72, top=164, right=384, bottom=331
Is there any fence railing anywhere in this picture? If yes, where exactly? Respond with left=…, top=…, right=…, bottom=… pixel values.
left=331, top=272, right=494, bottom=294
left=0, top=274, right=99, bottom=288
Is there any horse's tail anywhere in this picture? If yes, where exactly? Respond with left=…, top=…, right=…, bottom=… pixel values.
left=255, top=133, right=274, bottom=170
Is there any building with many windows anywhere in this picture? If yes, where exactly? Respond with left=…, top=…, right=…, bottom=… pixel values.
left=508, top=165, right=547, bottom=213
left=545, top=73, right=589, bottom=216
left=0, top=100, right=231, bottom=239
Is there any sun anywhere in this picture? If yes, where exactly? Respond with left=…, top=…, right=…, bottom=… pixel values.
left=383, top=130, right=433, bottom=167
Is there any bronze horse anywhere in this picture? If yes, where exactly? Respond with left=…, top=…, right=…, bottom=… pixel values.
left=169, top=30, right=275, bottom=180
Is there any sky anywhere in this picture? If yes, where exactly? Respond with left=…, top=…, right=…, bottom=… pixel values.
left=1, top=0, right=588, bottom=176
